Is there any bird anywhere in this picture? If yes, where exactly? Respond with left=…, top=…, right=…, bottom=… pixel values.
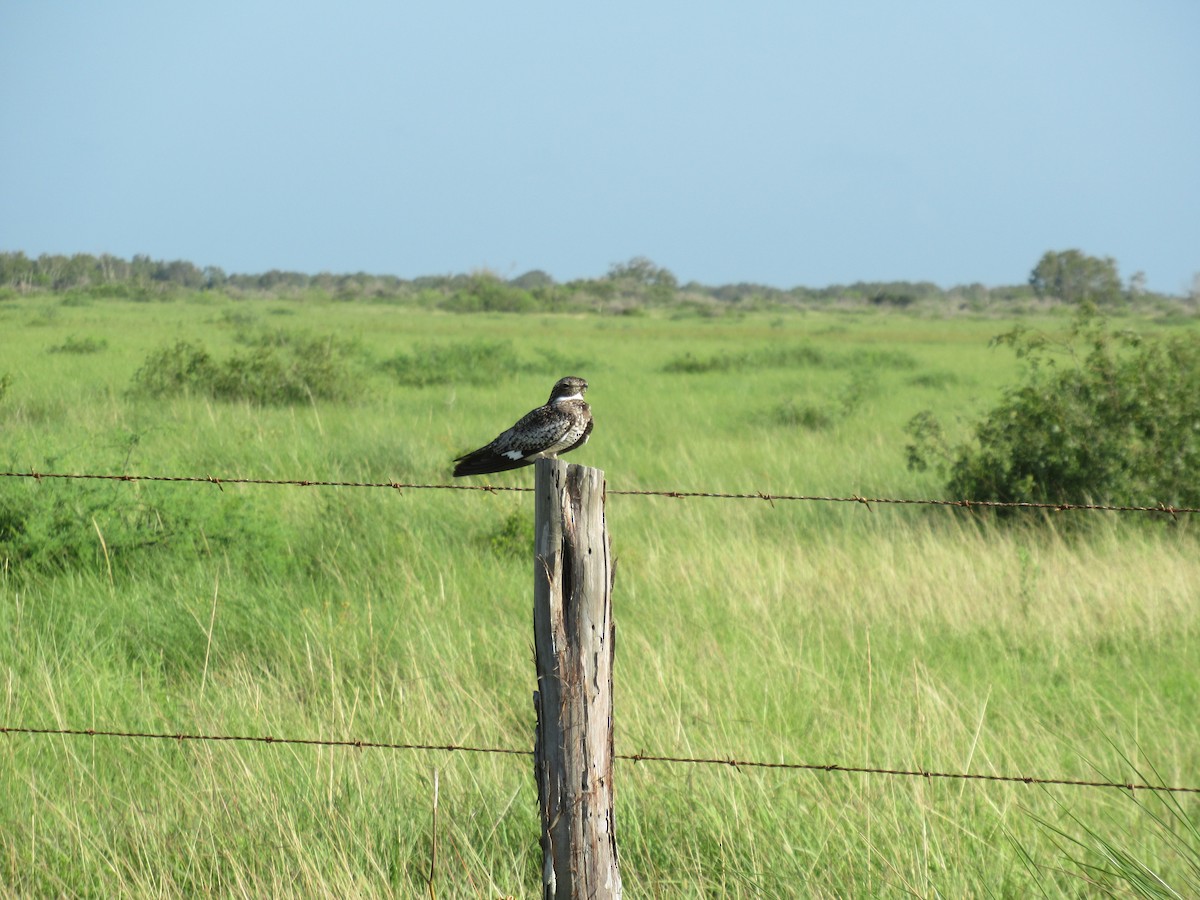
left=452, top=376, right=592, bottom=477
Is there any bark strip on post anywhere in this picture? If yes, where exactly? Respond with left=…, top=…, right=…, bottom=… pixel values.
left=533, top=458, right=621, bottom=899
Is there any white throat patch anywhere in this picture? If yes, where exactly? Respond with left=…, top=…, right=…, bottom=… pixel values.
left=553, top=392, right=583, bottom=403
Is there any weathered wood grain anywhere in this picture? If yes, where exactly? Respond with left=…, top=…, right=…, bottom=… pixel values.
left=533, top=458, right=621, bottom=899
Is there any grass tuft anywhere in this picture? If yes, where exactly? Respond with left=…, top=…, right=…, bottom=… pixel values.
left=47, top=334, right=108, bottom=354
left=382, top=340, right=530, bottom=387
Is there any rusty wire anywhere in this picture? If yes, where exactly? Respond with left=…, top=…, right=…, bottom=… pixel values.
left=1, top=470, right=1196, bottom=515
left=3, top=725, right=1197, bottom=794
left=0, top=724, right=530, bottom=757
left=2, top=471, right=1196, bottom=795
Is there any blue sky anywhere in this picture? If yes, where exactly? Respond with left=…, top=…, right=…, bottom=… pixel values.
left=2, top=2, right=1197, bottom=292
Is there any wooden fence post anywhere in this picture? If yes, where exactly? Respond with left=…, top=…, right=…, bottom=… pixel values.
left=532, top=458, right=622, bottom=899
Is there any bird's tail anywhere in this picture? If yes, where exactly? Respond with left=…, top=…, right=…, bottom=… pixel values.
left=452, top=448, right=533, bottom=477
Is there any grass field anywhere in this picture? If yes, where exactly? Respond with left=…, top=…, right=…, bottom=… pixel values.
left=1, top=293, right=1198, bottom=897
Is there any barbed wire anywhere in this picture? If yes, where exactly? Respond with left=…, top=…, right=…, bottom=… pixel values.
left=1, top=470, right=1195, bottom=515
left=0, top=470, right=528, bottom=494
left=3, top=725, right=1196, bottom=795
left=0, top=725, right=529, bottom=757
left=3, top=471, right=1195, bottom=795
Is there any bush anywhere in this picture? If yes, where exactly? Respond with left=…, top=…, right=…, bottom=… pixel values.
left=772, top=401, right=835, bottom=430
left=131, top=333, right=365, bottom=405
left=905, top=309, right=1200, bottom=509
left=439, top=275, right=542, bottom=313
left=487, top=508, right=533, bottom=557
left=664, top=344, right=914, bottom=375
left=48, top=335, right=108, bottom=354
left=870, top=290, right=915, bottom=307
left=663, top=344, right=827, bottom=374
left=218, top=307, right=258, bottom=328
left=130, top=340, right=216, bottom=398
left=0, top=480, right=284, bottom=576
left=907, top=371, right=962, bottom=390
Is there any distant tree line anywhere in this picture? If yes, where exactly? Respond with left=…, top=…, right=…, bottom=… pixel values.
left=0, top=249, right=1189, bottom=313
left=0, top=251, right=409, bottom=299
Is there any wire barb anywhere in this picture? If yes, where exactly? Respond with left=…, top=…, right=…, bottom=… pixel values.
left=0, top=470, right=1195, bottom=515
left=2, top=725, right=1197, bottom=794
left=1, top=470, right=1195, bottom=799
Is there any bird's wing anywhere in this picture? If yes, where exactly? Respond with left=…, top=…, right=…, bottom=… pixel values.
left=488, top=404, right=578, bottom=459
left=453, top=399, right=590, bottom=477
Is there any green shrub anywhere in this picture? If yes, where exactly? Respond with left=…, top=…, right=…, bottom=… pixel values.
left=487, top=508, right=533, bottom=557
left=856, top=349, right=918, bottom=369
left=0, top=480, right=284, bottom=576
left=772, top=401, right=835, bottom=430
left=130, top=340, right=216, bottom=398
left=83, top=282, right=140, bottom=300
left=218, top=307, right=259, bottom=328
left=439, top=275, right=542, bottom=313
left=131, top=333, right=365, bottom=404
left=665, top=344, right=915, bottom=374
left=869, top=290, right=915, bottom=307
left=905, top=309, right=1200, bottom=509
left=907, top=370, right=962, bottom=390
left=48, top=334, right=108, bottom=354
left=663, top=344, right=826, bottom=374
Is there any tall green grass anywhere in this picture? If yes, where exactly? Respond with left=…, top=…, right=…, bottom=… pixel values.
left=1, top=294, right=1197, bottom=896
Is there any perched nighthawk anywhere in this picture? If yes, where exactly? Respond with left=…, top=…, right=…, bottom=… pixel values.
left=452, top=376, right=592, bottom=477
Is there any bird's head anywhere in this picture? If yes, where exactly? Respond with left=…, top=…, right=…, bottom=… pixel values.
left=548, top=376, right=588, bottom=403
